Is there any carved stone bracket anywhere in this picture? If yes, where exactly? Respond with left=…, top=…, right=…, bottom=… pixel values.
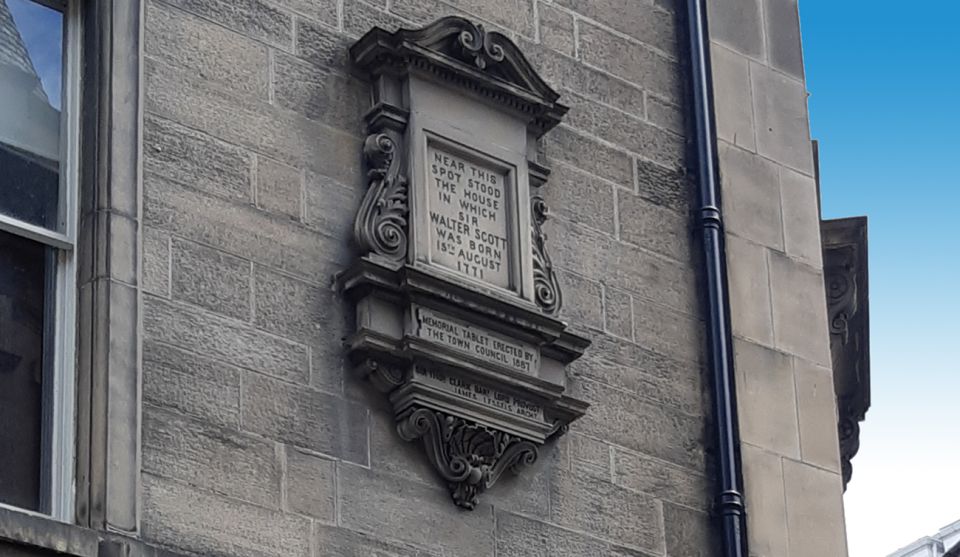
left=398, top=407, right=538, bottom=509
left=531, top=195, right=561, bottom=315
left=821, top=217, right=870, bottom=490
left=354, top=130, right=409, bottom=261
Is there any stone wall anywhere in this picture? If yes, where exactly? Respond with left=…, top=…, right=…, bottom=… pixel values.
left=707, top=0, right=850, bottom=555
left=139, top=0, right=714, bottom=556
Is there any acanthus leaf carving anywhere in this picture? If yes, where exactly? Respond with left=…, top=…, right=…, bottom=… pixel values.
left=354, top=131, right=409, bottom=261
left=531, top=195, right=562, bottom=315
left=397, top=407, right=538, bottom=510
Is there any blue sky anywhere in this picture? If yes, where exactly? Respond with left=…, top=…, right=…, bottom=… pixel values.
left=801, top=1, right=960, bottom=555
left=7, top=0, right=62, bottom=109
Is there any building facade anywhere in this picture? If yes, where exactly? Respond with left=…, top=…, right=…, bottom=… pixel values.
left=889, top=520, right=960, bottom=557
left=0, top=0, right=868, bottom=556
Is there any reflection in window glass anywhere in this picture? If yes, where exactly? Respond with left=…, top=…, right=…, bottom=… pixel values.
left=0, top=229, right=51, bottom=512
left=0, top=0, right=63, bottom=230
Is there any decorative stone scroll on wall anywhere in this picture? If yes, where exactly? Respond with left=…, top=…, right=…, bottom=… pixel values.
left=339, top=16, right=590, bottom=509
left=822, top=216, right=870, bottom=490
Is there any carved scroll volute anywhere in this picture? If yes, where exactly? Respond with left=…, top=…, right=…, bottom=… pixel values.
left=531, top=194, right=562, bottom=315
left=354, top=130, right=409, bottom=261
left=397, top=407, right=538, bottom=510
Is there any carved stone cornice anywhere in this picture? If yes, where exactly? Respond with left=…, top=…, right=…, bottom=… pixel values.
left=821, top=216, right=870, bottom=490
left=350, top=16, right=568, bottom=135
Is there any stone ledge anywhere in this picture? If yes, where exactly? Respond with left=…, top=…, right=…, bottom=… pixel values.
left=0, top=506, right=189, bottom=557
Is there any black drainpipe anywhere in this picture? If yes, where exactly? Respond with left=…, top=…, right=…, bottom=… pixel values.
left=685, top=0, right=748, bottom=555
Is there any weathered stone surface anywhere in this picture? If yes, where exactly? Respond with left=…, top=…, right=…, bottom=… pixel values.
left=647, top=94, right=684, bottom=135
left=143, top=407, right=280, bottom=508
left=542, top=126, right=634, bottom=186
left=143, top=295, right=309, bottom=384
left=538, top=3, right=575, bottom=57
left=171, top=238, right=252, bottom=321
left=392, top=0, right=535, bottom=37
left=273, top=52, right=365, bottom=133
left=663, top=503, right=719, bottom=557
left=741, top=443, right=790, bottom=557
left=603, top=286, right=634, bottom=340
left=253, top=265, right=345, bottom=391
left=550, top=470, right=664, bottom=552
left=544, top=163, right=617, bottom=235
left=734, top=339, right=800, bottom=458
left=546, top=218, right=697, bottom=315
left=159, top=0, right=293, bottom=50
left=272, top=0, right=336, bottom=26
left=782, top=459, right=849, bottom=557
left=764, top=0, right=805, bottom=79
left=768, top=252, right=831, bottom=366
left=725, top=234, right=775, bottom=345
left=711, top=46, right=756, bottom=151
left=618, top=189, right=690, bottom=262
left=707, top=0, right=763, bottom=58
left=521, top=42, right=646, bottom=119
left=303, top=170, right=362, bottom=240
left=144, top=172, right=346, bottom=284
left=614, top=447, right=710, bottom=510
left=314, top=524, right=442, bottom=557
left=142, top=474, right=310, bottom=557
left=780, top=167, right=823, bottom=267
left=565, top=433, right=613, bottom=480
left=574, top=379, right=704, bottom=470
left=338, top=464, right=495, bottom=556
left=144, top=115, right=253, bottom=204
left=256, top=156, right=302, bottom=221
left=343, top=0, right=407, bottom=37
left=751, top=63, right=814, bottom=174
left=794, top=358, right=842, bottom=472
left=284, top=446, right=336, bottom=520
left=555, top=0, right=676, bottom=54
left=145, top=1, right=270, bottom=99
left=578, top=21, right=680, bottom=102
left=564, top=91, right=685, bottom=167
left=142, top=226, right=170, bottom=297
left=633, top=298, right=703, bottom=364
left=496, top=511, right=657, bottom=557
left=145, top=58, right=362, bottom=188
left=719, top=142, right=783, bottom=250
left=242, top=373, right=369, bottom=464
left=142, top=341, right=242, bottom=429
left=557, top=270, right=604, bottom=331
left=568, top=335, right=703, bottom=416
left=295, top=18, right=352, bottom=71
left=635, top=158, right=690, bottom=213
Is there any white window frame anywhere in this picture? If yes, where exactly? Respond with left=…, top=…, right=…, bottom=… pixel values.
left=0, top=0, right=81, bottom=522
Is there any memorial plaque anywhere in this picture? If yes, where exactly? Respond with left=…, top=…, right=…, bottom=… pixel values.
left=413, top=365, right=545, bottom=422
left=345, top=17, right=590, bottom=509
left=415, top=307, right=539, bottom=375
left=426, top=143, right=513, bottom=290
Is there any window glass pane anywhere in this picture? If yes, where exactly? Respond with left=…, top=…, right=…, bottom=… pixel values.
left=0, top=0, right=63, bottom=230
left=0, top=228, right=50, bottom=512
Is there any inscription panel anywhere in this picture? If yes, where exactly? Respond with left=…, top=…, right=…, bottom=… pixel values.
left=426, top=142, right=513, bottom=289
left=415, top=307, right=540, bottom=375
left=413, top=365, right=545, bottom=422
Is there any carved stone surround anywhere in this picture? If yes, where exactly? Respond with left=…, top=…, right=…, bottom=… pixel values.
left=822, top=217, right=870, bottom=490
left=341, top=17, right=589, bottom=508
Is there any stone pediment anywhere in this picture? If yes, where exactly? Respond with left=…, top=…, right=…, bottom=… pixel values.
left=350, top=16, right=568, bottom=134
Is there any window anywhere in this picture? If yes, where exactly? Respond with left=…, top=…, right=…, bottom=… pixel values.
left=0, top=0, right=79, bottom=519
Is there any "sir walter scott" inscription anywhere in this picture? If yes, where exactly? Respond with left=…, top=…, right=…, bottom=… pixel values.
left=427, top=144, right=512, bottom=289
left=416, top=308, right=539, bottom=374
